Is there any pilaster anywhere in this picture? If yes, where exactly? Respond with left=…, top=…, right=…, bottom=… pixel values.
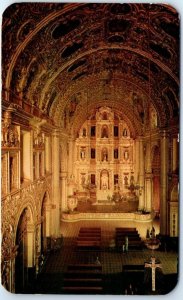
left=51, top=129, right=60, bottom=237
left=160, top=130, right=169, bottom=235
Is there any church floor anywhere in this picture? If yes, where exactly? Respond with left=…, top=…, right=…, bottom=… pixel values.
left=32, top=220, right=178, bottom=295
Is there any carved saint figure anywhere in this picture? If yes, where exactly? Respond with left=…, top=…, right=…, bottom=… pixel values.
left=80, top=148, right=85, bottom=159
left=101, top=171, right=109, bottom=190
left=124, top=150, right=129, bottom=160
left=83, top=128, right=86, bottom=137
left=102, top=148, right=108, bottom=161
left=101, top=126, right=108, bottom=138
left=123, top=128, right=128, bottom=137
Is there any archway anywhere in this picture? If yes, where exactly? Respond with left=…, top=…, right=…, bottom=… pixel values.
left=41, top=192, right=50, bottom=255
left=15, top=207, right=34, bottom=293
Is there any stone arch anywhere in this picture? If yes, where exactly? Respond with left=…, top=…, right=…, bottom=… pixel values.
left=15, top=204, right=35, bottom=293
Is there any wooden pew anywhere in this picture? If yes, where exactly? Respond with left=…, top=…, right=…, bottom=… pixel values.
left=123, top=264, right=144, bottom=271
left=115, top=227, right=143, bottom=250
left=77, top=236, right=101, bottom=241
left=67, top=264, right=102, bottom=271
left=79, top=229, right=101, bottom=233
left=63, top=286, right=103, bottom=294
left=63, top=264, right=103, bottom=294
left=78, top=232, right=101, bottom=237
left=76, top=240, right=101, bottom=250
left=116, top=227, right=137, bottom=232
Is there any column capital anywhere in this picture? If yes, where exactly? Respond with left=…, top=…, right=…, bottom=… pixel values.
left=160, top=129, right=169, bottom=138
left=52, top=128, right=60, bottom=138
left=145, top=172, right=153, bottom=179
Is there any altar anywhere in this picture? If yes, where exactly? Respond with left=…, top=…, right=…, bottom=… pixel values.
left=96, top=189, right=113, bottom=202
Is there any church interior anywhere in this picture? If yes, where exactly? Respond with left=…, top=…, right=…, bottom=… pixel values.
left=1, top=2, right=179, bottom=295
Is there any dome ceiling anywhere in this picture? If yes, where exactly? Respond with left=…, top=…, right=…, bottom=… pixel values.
left=2, top=3, right=179, bottom=136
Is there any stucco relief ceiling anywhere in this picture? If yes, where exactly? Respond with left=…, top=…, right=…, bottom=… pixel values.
left=2, top=3, right=179, bottom=135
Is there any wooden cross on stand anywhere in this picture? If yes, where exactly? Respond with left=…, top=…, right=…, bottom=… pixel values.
left=145, top=257, right=162, bottom=292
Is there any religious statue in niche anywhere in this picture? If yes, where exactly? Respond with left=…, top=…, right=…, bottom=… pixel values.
left=101, top=125, right=108, bottom=138
left=124, top=150, right=129, bottom=160
left=101, top=170, right=109, bottom=190
left=82, top=128, right=86, bottom=137
left=80, top=148, right=86, bottom=159
left=33, top=129, right=44, bottom=149
left=123, top=128, right=128, bottom=137
left=2, top=110, right=20, bottom=148
left=102, top=148, right=108, bottom=161
left=124, top=175, right=129, bottom=186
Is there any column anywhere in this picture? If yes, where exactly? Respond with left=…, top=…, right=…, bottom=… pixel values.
left=144, top=143, right=153, bottom=212
left=172, top=136, right=178, bottom=172
left=144, top=173, right=153, bottom=212
left=138, top=137, right=145, bottom=210
left=160, top=130, right=169, bottom=235
left=60, top=140, right=68, bottom=211
left=68, top=137, right=74, bottom=178
left=51, top=129, right=60, bottom=237
left=135, top=139, right=140, bottom=187
left=60, top=173, right=67, bottom=211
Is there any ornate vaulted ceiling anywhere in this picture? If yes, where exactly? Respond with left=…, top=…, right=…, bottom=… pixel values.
left=2, top=3, right=179, bottom=136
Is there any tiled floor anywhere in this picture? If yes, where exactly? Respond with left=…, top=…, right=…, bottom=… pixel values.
left=34, top=219, right=178, bottom=295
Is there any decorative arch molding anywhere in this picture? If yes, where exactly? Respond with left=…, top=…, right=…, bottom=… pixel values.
left=15, top=199, right=36, bottom=235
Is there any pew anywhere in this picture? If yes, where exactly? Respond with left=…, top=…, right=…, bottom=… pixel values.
left=77, top=236, right=101, bottom=241
left=116, top=227, right=137, bottom=232
left=115, top=227, right=143, bottom=250
left=76, top=240, right=101, bottom=250
left=63, top=286, right=103, bottom=294
left=67, top=264, right=102, bottom=271
left=63, top=264, right=103, bottom=294
left=78, top=232, right=101, bottom=236
left=79, top=227, right=101, bottom=232
left=76, top=227, right=102, bottom=250
left=123, top=264, right=144, bottom=272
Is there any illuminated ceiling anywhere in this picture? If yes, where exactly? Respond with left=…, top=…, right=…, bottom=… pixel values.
left=2, top=3, right=179, bottom=136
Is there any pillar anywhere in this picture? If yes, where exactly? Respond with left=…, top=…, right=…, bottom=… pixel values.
left=51, top=129, right=60, bottom=237
left=60, top=173, right=67, bottom=211
left=160, top=130, right=169, bottom=235
left=144, top=142, right=153, bottom=212
left=138, top=137, right=145, bottom=210
left=144, top=173, right=153, bottom=212
left=68, top=137, right=74, bottom=178
left=172, top=136, right=178, bottom=172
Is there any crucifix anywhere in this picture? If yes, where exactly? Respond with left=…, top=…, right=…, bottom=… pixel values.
left=145, top=257, right=162, bottom=292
